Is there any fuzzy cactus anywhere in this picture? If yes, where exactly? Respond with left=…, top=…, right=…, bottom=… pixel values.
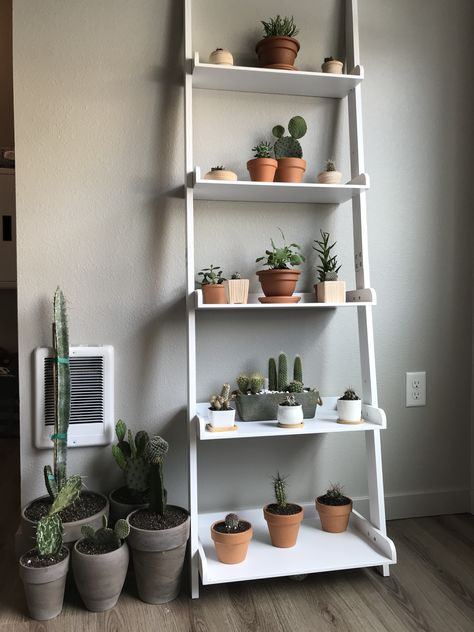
left=112, top=420, right=150, bottom=493
left=325, top=159, right=337, bottom=171
left=210, top=383, right=234, bottom=411
left=272, top=116, right=307, bottom=159
left=249, top=373, right=265, bottom=394
left=237, top=374, right=249, bottom=394
left=144, top=436, right=168, bottom=516
left=81, top=515, right=130, bottom=551
left=268, top=358, right=277, bottom=391
left=340, top=387, right=360, bottom=401
left=273, top=472, right=287, bottom=508
left=277, top=352, right=288, bottom=392
left=287, top=380, right=303, bottom=393
left=224, top=513, right=240, bottom=532
left=293, top=355, right=303, bottom=384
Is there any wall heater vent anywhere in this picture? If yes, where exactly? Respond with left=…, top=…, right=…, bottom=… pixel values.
left=34, top=345, right=114, bottom=449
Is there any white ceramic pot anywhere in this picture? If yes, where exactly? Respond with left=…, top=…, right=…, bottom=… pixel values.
left=337, top=399, right=362, bottom=423
left=208, top=408, right=236, bottom=428
left=277, top=404, right=303, bottom=426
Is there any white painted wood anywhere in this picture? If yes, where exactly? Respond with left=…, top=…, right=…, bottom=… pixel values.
left=195, top=289, right=376, bottom=309
left=193, top=52, right=364, bottom=99
left=198, top=503, right=395, bottom=585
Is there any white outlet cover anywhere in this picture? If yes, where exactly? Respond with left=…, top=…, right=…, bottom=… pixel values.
left=406, top=371, right=426, bottom=407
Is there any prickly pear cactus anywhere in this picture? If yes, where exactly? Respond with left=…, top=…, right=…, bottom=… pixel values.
left=112, top=420, right=150, bottom=493
left=80, top=516, right=130, bottom=551
left=272, top=116, right=307, bottom=159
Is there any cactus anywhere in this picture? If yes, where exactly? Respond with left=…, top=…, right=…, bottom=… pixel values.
left=287, top=380, right=303, bottom=393
left=325, top=482, right=345, bottom=499
left=224, top=513, right=240, bottom=532
left=325, top=271, right=339, bottom=281
left=211, top=166, right=225, bottom=171
left=325, top=159, right=337, bottom=172
left=249, top=373, right=264, bottom=394
left=280, top=394, right=298, bottom=406
left=272, top=116, right=307, bottom=159
left=209, top=383, right=234, bottom=411
left=268, top=358, right=277, bottom=391
left=237, top=374, right=249, bottom=394
left=144, top=436, right=168, bottom=516
left=324, top=56, right=335, bottom=63
left=273, top=472, right=287, bottom=508
left=312, top=229, right=341, bottom=283
left=340, top=387, right=360, bottom=401
left=112, top=420, right=150, bottom=493
left=277, top=352, right=288, bottom=392
left=80, top=515, right=130, bottom=551
left=293, top=355, right=303, bottom=384
left=252, top=141, right=273, bottom=159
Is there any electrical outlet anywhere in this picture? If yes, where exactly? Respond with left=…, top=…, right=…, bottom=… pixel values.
left=406, top=371, right=426, bottom=407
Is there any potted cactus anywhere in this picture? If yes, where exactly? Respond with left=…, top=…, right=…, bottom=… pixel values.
left=277, top=394, right=303, bottom=427
left=273, top=116, right=307, bottom=182
left=198, top=265, right=227, bottom=304
left=19, top=476, right=82, bottom=621
left=20, top=289, right=108, bottom=556
left=256, top=229, right=304, bottom=303
left=223, top=272, right=249, bottom=304
left=209, top=47, right=234, bottom=65
left=127, top=436, right=190, bottom=604
left=321, top=56, right=343, bottom=74
left=255, top=15, right=300, bottom=70
left=313, top=230, right=346, bottom=303
left=208, top=384, right=236, bottom=429
left=247, top=141, right=277, bottom=182
left=337, top=387, right=362, bottom=424
left=317, top=159, right=342, bottom=184
left=316, top=483, right=352, bottom=533
left=211, top=512, right=253, bottom=564
left=109, top=420, right=150, bottom=523
left=204, top=165, right=237, bottom=181
left=72, top=516, right=130, bottom=612
left=264, top=473, right=303, bottom=548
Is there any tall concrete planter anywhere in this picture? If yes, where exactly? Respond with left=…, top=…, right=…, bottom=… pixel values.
left=19, top=548, right=69, bottom=621
left=127, top=507, right=190, bottom=604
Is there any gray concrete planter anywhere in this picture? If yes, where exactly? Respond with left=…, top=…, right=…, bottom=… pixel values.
left=235, top=390, right=320, bottom=421
left=72, top=540, right=129, bottom=611
left=19, top=548, right=69, bottom=621
left=109, top=488, right=148, bottom=524
left=127, top=506, right=190, bottom=604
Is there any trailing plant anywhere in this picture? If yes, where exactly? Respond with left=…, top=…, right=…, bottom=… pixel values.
left=325, top=159, right=337, bottom=172
left=252, top=141, right=273, bottom=159
left=224, top=513, right=240, bottom=533
left=249, top=373, right=265, bottom=394
left=287, top=380, right=303, bottom=393
left=293, top=355, right=303, bottom=384
left=210, top=384, right=234, bottom=411
left=272, top=116, right=307, bottom=159
left=112, top=420, right=150, bottom=493
left=272, top=472, right=287, bottom=509
left=237, top=374, right=250, bottom=394
left=313, top=229, right=341, bottom=282
left=279, top=394, right=299, bottom=407
left=144, top=436, right=169, bottom=517
left=198, top=265, right=226, bottom=286
left=81, top=515, right=130, bottom=551
left=261, top=15, right=299, bottom=38
left=268, top=358, right=277, bottom=391
left=339, top=387, right=360, bottom=401
left=277, top=352, right=288, bottom=392
left=256, top=228, right=305, bottom=270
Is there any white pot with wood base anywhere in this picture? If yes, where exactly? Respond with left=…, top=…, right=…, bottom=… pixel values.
left=208, top=408, right=236, bottom=429
left=315, top=280, right=346, bottom=303
left=277, top=404, right=303, bottom=427
left=337, top=399, right=362, bottom=424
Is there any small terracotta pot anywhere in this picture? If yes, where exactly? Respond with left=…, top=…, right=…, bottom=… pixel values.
left=202, top=284, right=226, bottom=304
left=211, top=521, right=253, bottom=564
left=256, top=36, right=300, bottom=70
left=247, top=157, right=277, bottom=182
left=316, top=499, right=352, bottom=533
left=209, top=48, right=233, bottom=65
left=257, top=269, right=301, bottom=298
left=275, top=158, right=306, bottom=183
left=263, top=505, right=304, bottom=548
left=19, top=548, right=69, bottom=621
left=204, top=169, right=238, bottom=181
left=321, top=60, right=343, bottom=74
left=317, top=170, right=342, bottom=184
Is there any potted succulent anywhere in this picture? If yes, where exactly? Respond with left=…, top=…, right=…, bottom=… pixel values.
left=208, top=383, right=236, bottom=429
left=273, top=116, right=307, bottom=182
left=127, top=436, right=190, bottom=604
left=223, top=272, right=250, bottom=304
left=317, top=159, right=342, bottom=184
left=110, top=420, right=150, bottom=524
left=235, top=353, right=320, bottom=421
left=209, top=48, right=234, bottom=65
left=313, top=230, right=346, bottom=303
left=264, top=473, right=303, bottom=548
left=247, top=141, right=277, bottom=182
left=72, top=516, right=130, bottom=612
left=204, top=165, right=238, bottom=181
left=198, top=265, right=227, bottom=304
left=321, top=56, right=344, bottom=74
left=316, top=483, right=352, bottom=533
left=19, top=476, right=82, bottom=621
left=20, top=289, right=108, bottom=555
left=277, top=394, right=303, bottom=427
left=256, top=229, right=304, bottom=303
left=255, top=15, right=300, bottom=70
left=210, top=512, right=253, bottom=564
left=337, top=387, right=362, bottom=424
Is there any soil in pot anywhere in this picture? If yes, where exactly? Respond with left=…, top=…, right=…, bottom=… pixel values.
left=275, top=158, right=306, bottom=183
left=109, top=486, right=149, bottom=523
left=256, top=36, right=300, bottom=70
left=316, top=494, right=352, bottom=533
left=211, top=520, right=253, bottom=564
left=257, top=269, right=301, bottom=302
left=247, top=158, right=277, bottom=182
left=264, top=504, right=303, bottom=548
left=24, top=491, right=106, bottom=523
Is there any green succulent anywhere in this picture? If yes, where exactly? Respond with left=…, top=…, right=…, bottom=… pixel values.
left=252, top=141, right=273, bottom=159
left=256, top=228, right=304, bottom=270
left=313, top=229, right=341, bottom=282
left=261, top=15, right=299, bottom=38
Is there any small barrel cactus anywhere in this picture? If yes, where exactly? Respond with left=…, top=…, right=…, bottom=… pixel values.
left=287, top=380, right=303, bottom=393
left=272, top=116, right=307, bottom=159
left=81, top=515, right=130, bottom=551
left=252, top=141, right=273, bottom=159
left=293, top=355, right=303, bottom=384
left=268, top=357, right=277, bottom=391
left=224, top=513, right=240, bottom=532
left=112, top=420, right=150, bottom=493
left=273, top=472, right=287, bottom=508
left=249, top=373, right=265, bottom=394
left=325, top=159, right=337, bottom=171
left=237, top=374, right=249, bottom=393
left=278, top=352, right=288, bottom=392
left=340, top=387, right=360, bottom=401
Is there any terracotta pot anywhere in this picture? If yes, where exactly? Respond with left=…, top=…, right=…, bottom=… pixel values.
left=202, top=284, right=226, bottom=304
left=209, top=48, right=233, bottom=65
left=314, top=280, right=346, bottom=303
left=72, top=540, right=129, bottom=611
left=275, top=158, right=306, bottom=183
left=321, top=60, right=343, bottom=74
left=204, top=169, right=238, bottom=181
left=316, top=499, right=352, bottom=533
left=263, top=505, right=304, bottom=548
left=109, top=488, right=148, bottom=525
left=257, top=269, right=301, bottom=298
left=316, top=170, right=342, bottom=184
left=256, top=36, right=300, bottom=70
left=127, top=507, right=190, bottom=604
left=223, top=278, right=249, bottom=304
left=247, top=158, right=277, bottom=182
left=211, top=521, right=253, bottom=564
left=19, top=548, right=69, bottom=621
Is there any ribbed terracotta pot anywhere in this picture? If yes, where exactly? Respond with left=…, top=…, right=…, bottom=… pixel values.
left=127, top=507, right=190, bottom=604
left=256, top=36, right=300, bottom=70
left=263, top=505, right=304, bottom=548
left=211, top=521, right=253, bottom=564
left=202, top=284, right=226, bottom=304
left=316, top=170, right=342, bottom=184
left=275, top=158, right=306, bottom=183
left=257, top=269, right=301, bottom=298
left=19, top=548, right=69, bottom=621
left=109, top=488, right=148, bottom=525
left=321, top=60, right=343, bottom=74
left=316, top=499, right=352, bottom=533
left=247, top=158, right=277, bottom=182
left=72, top=540, right=129, bottom=611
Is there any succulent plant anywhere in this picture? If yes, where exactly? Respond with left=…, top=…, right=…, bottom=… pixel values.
left=313, top=229, right=341, bottom=282
left=198, top=265, right=226, bottom=286
left=144, top=436, right=169, bottom=516
left=268, top=358, right=277, bottom=391
left=237, top=374, right=250, bottom=394
left=287, top=380, right=303, bottom=393
left=324, top=56, right=335, bottom=63
left=211, top=166, right=225, bottom=171
left=280, top=394, right=299, bottom=406
left=272, top=116, right=307, bottom=159
left=277, top=352, right=288, bottom=392
left=249, top=372, right=265, bottom=394
left=261, top=15, right=299, bottom=38
left=252, top=141, right=273, bottom=159
left=256, top=228, right=305, bottom=270
left=81, top=515, right=130, bottom=551
left=325, top=159, right=337, bottom=171
left=339, top=387, right=360, bottom=401
left=231, top=272, right=241, bottom=279
left=325, top=482, right=345, bottom=499
left=293, top=355, right=303, bottom=384
left=224, top=513, right=240, bottom=532
left=209, top=383, right=234, bottom=411
left=272, top=472, right=287, bottom=508
left=112, top=420, right=150, bottom=493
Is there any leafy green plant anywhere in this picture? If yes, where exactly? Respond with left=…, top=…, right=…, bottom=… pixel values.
left=272, top=472, right=287, bottom=509
left=339, top=387, right=360, bottom=401
left=209, top=384, right=234, bottom=411
left=81, top=515, right=130, bottom=551
left=144, top=436, right=169, bottom=516
left=198, top=265, right=225, bottom=286
left=313, top=229, right=341, bottom=282
left=272, top=116, right=307, bottom=159
left=261, top=15, right=299, bottom=38
left=112, top=420, right=150, bottom=493
left=256, top=228, right=305, bottom=270
left=252, top=141, right=273, bottom=159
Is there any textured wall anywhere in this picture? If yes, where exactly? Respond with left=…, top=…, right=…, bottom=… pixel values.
left=14, top=0, right=473, bottom=514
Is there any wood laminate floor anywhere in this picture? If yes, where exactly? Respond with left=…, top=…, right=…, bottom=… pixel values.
left=0, top=438, right=473, bottom=631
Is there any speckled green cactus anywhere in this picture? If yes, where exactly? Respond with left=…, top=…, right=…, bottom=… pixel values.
left=277, top=352, right=288, bottom=392
left=268, top=358, right=277, bottom=391
left=237, top=374, right=250, bottom=394
left=112, top=420, right=150, bottom=493
left=272, top=116, right=307, bottom=159
left=249, top=373, right=265, bottom=394
left=273, top=472, right=287, bottom=509
left=144, top=436, right=169, bottom=516
left=287, top=380, right=304, bottom=393
left=81, top=515, right=130, bottom=551
left=293, top=355, right=303, bottom=384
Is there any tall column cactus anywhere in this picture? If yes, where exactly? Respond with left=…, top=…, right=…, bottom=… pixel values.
left=268, top=357, right=277, bottom=391
left=144, top=436, right=169, bottom=516
left=278, top=352, right=288, bottom=392
left=293, top=355, right=303, bottom=385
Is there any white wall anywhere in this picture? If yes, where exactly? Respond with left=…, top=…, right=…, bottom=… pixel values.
left=14, top=0, right=474, bottom=516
